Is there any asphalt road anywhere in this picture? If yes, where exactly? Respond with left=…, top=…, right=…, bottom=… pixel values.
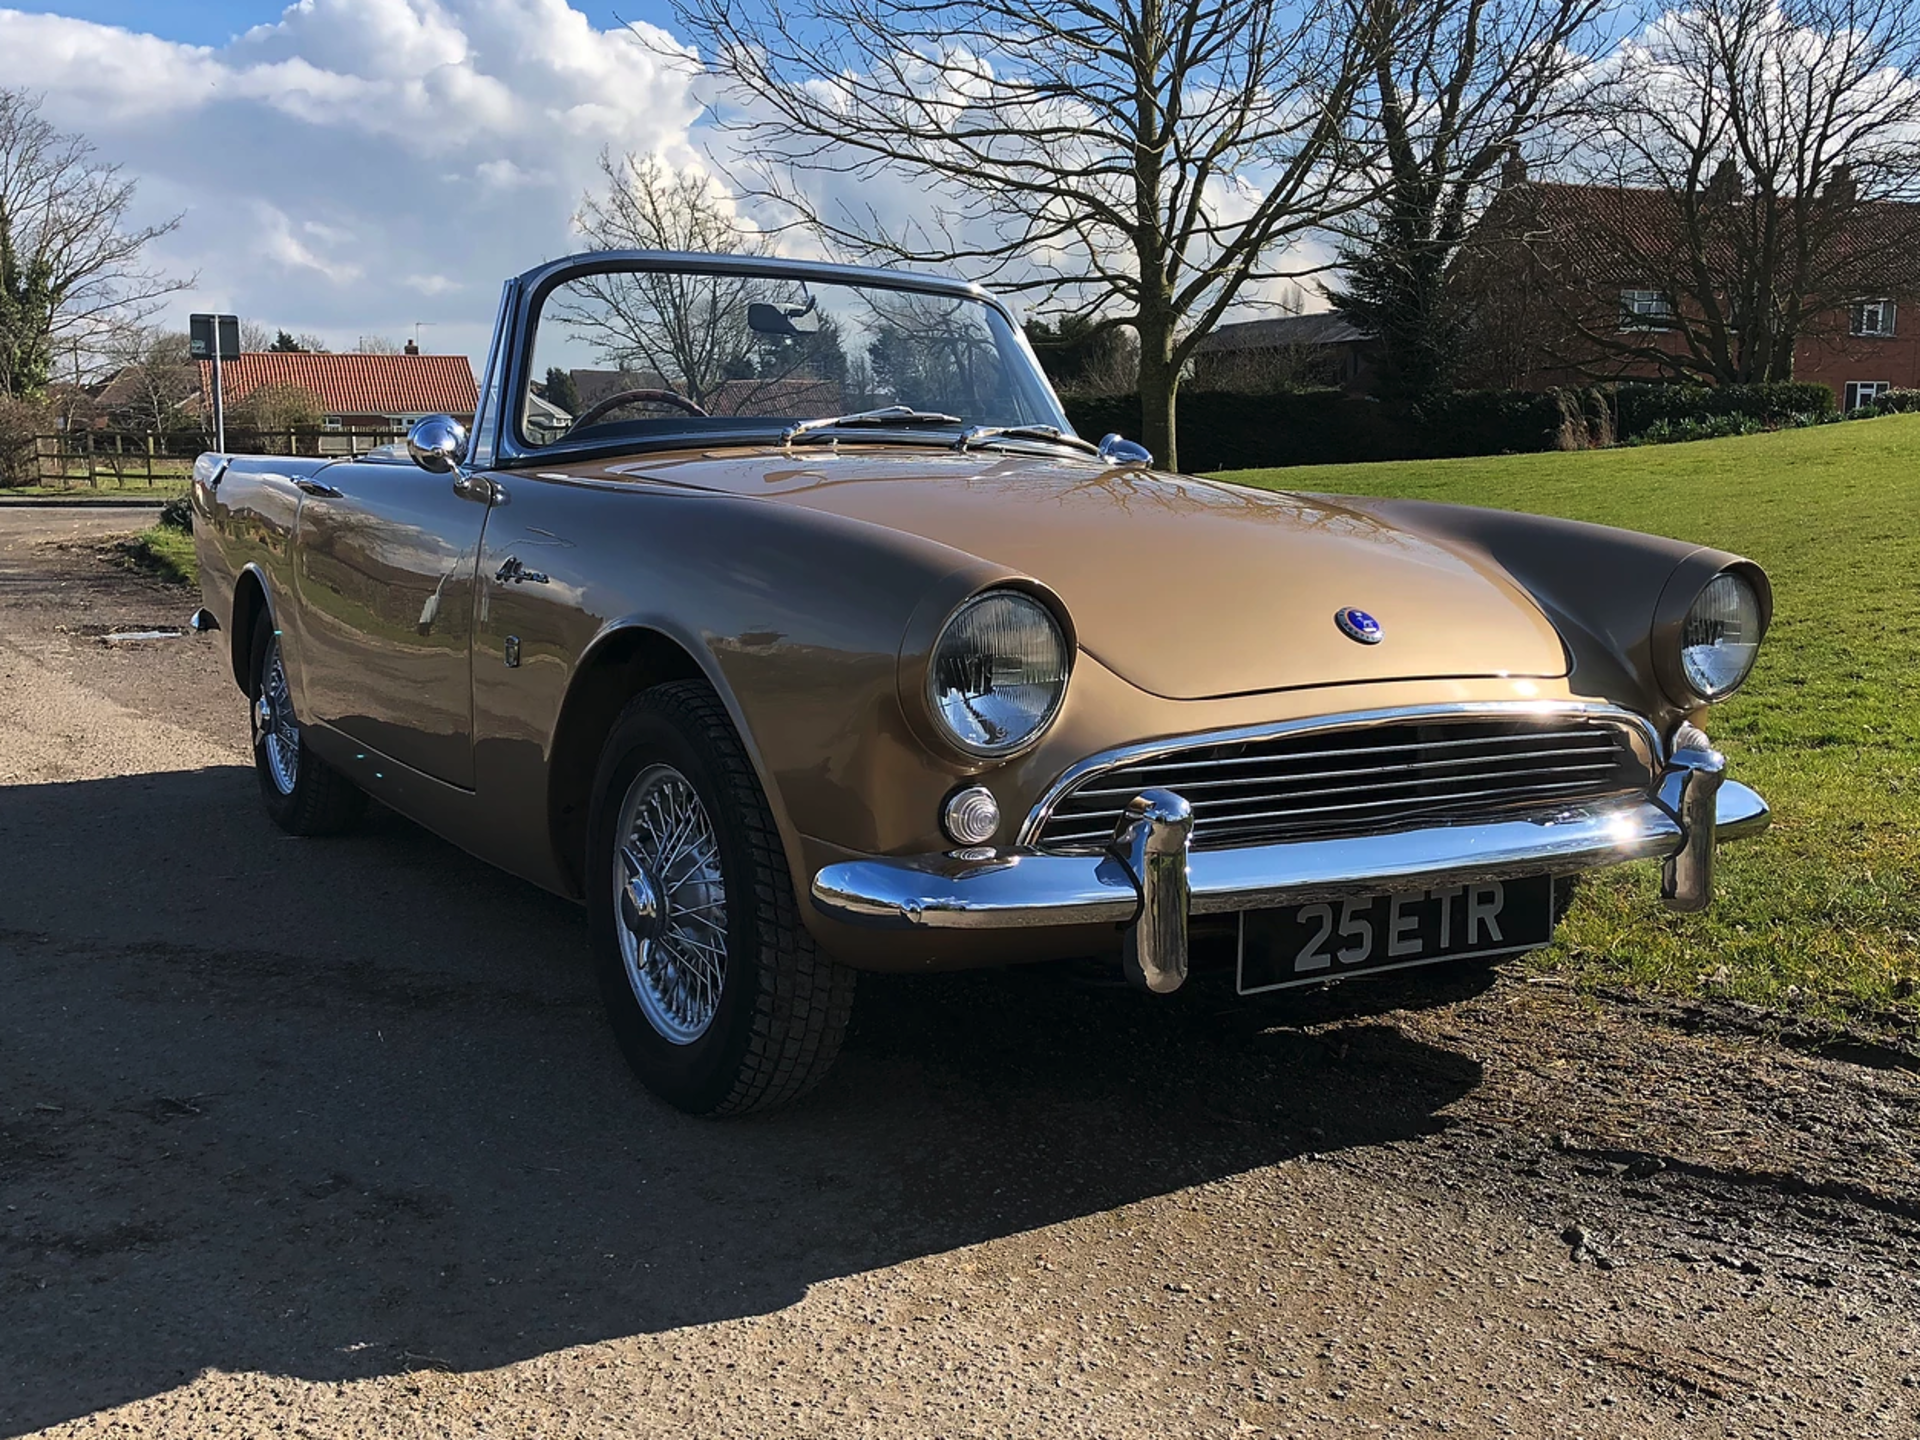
left=2, top=506, right=1916, bottom=1439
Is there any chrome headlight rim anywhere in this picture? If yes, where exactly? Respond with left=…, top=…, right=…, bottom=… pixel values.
left=1654, top=559, right=1771, bottom=708
left=924, top=586, right=1073, bottom=761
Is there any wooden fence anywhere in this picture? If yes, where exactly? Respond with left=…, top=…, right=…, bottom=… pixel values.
left=12, top=427, right=413, bottom=489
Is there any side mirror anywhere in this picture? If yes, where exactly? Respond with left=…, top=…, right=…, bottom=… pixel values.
left=1098, top=433, right=1153, bottom=467
left=748, top=302, right=800, bottom=336
left=407, top=414, right=469, bottom=474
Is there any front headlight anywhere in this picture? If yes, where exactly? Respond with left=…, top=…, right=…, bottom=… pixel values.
left=1680, top=571, right=1764, bottom=700
left=927, top=589, right=1070, bottom=756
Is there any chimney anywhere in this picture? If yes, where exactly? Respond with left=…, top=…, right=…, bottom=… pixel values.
left=1825, top=163, right=1856, bottom=206
left=404, top=338, right=420, bottom=355
left=1500, top=145, right=1528, bottom=189
left=1706, top=158, right=1741, bottom=202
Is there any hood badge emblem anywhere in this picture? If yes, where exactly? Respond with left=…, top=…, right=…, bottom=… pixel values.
left=1335, top=608, right=1383, bottom=645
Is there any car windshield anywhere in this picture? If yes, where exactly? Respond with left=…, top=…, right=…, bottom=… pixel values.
left=517, top=261, right=1066, bottom=451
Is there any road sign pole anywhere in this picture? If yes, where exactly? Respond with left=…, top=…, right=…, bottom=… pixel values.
left=212, top=346, right=226, bottom=453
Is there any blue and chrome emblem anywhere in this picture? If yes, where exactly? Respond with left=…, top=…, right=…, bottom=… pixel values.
left=1334, top=607, right=1383, bottom=644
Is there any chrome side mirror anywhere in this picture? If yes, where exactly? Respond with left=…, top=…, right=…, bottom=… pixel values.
left=1098, top=433, right=1153, bottom=468
left=407, top=414, right=469, bottom=474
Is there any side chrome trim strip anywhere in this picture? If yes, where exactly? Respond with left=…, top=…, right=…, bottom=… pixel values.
left=1016, top=700, right=1663, bottom=848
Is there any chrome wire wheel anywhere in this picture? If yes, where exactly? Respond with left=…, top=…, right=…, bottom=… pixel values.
left=612, top=763, right=729, bottom=1045
left=255, top=636, right=300, bottom=796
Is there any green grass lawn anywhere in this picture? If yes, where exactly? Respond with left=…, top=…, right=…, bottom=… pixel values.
left=114, top=526, right=198, bottom=587
left=1221, top=413, right=1920, bottom=1033
left=3, top=479, right=191, bottom=499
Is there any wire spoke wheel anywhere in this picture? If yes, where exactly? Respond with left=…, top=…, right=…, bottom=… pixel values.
left=612, top=763, right=729, bottom=1045
left=255, top=636, right=300, bottom=796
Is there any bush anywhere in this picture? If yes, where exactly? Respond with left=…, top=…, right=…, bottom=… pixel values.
left=1066, top=377, right=1849, bottom=472
left=1063, top=389, right=1410, bottom=472
left=0, top=397, right=50, bottom=487
left=1626, top=413, right=1762, bottom=446
left=1862, top=388, right=1920, bottom=416
left=1613, top=381, right=1834, bottom=440
left=157, top=494, right=193, bottom=532
left=1410, top=389, right=1565, bottom=457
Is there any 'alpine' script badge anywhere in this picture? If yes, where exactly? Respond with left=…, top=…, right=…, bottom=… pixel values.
left=1335, top=608, right=1383, bottom=644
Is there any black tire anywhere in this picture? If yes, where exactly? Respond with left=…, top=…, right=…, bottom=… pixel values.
left=248, top=616, right=365, bottom=836
left=586, top=681, right=855, bottom=1116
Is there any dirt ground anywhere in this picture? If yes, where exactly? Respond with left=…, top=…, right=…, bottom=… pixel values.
left=1, top=505, right=1916, bottom=1439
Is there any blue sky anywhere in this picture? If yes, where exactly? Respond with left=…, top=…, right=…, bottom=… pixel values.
left=0, top=1, right=710, bottom=363
left=6, top=0, right=677, bottom=45
left=0, top=0, right=1339, bottom=367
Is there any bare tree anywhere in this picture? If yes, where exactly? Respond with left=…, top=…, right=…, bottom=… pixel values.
left=101, top=326, right=197, bottom=434
left=0, top=89, right=187, bottom=398
left=564, top=148, right=771, bottom=409
left=230, top=382, right=323, bottom=436
left=669, top=0, right=1379, bottom=470
left=1327, top=0, right=1616, bottom=403
left=1538, top=0, right=1920, bottom=383
left=354, top=334, right=403, bottom=355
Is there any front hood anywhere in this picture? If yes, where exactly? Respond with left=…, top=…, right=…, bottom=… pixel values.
left=606, top=447, right=1570, bottom=700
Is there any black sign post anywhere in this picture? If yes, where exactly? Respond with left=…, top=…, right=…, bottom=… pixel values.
left=189, top=314, right=241, bottom=452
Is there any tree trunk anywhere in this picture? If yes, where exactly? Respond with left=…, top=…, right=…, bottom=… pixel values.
left=1136, top=310, right=1179, bottom=473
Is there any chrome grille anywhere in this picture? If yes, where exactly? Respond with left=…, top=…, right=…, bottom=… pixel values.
left=1032, top=716, right=1652, bottom=854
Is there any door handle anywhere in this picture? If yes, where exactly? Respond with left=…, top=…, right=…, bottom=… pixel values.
left=293, top=478, right=344, bottom=498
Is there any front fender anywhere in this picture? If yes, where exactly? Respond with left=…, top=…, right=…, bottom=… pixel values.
left=471, top=475, right=1028, bottom=896
left=1318, top=495, right=1769, bottom=729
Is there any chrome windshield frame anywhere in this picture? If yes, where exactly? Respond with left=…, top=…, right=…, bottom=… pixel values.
left=486, top=250, right=1073, bottom=470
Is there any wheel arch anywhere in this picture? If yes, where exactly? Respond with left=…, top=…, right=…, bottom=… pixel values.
left=229, top=564, right=275, bottom=691
left=547, top=623, right=724, bottom=896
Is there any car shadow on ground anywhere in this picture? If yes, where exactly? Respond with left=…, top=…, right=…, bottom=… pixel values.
left=1, top=765, right=1484, bottom=1433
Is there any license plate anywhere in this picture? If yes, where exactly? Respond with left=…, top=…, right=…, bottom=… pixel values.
left=1236, top=876, right=1555, bottom=995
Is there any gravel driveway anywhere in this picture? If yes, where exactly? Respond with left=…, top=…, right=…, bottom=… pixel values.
left=2, top=505, right=1915, bottom=1438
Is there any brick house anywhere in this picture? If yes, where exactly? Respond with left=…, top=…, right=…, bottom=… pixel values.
left=1188, top=313, right=1380, bottom=395
left=196, top=347, right=479, bottom=436
left=1458, top=172, right=1920, bottom=408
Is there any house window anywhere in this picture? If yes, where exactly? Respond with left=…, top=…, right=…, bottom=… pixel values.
left=1844, top=380, right=1891, bottom=411
left=1851, top=298, right=1896, bottom=337
left=321, top=416, right=342, bottom=431
left=1619, top=289, right=1674, bottom=330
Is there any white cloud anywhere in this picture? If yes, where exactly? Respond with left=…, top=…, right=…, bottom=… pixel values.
left=0, top=0, right=1325, bottom=368
left=0, top=1, right=706, bottom=361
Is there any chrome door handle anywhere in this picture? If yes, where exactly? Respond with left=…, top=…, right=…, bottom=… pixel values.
left=293, top=478, right=343, bottom=498
left=453, top=474, right=499, bottom=505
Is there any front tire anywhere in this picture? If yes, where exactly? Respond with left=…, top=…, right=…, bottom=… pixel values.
left=248, top=617, right=364, bottom=836
left=587, top=681, right=855, bottom=1116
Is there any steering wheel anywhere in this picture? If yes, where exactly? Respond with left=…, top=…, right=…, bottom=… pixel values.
left=566, top=388, right=709, bottom=433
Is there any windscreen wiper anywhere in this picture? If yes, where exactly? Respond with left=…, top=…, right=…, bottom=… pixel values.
left=781, top=405, right=962, bottom=447
left=953, top=423, right=1100, bottom=456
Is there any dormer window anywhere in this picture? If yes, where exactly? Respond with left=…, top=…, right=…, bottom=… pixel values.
left=1851, top=298, right=1896, bottom=337
left=1619, top=288, right=1674, bottom=331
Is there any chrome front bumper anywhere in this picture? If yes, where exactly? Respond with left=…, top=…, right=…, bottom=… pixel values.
left=810, top=745, right=1768, bottom=991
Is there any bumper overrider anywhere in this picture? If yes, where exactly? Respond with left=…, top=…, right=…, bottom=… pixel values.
left=809, top=730, right=1768, bottom=993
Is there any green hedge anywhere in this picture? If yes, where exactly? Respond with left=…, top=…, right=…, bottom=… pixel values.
left=1066, top=378, right=1843, bottom=471
left=1613, top=381, right=1835, bottom=435
left=1064, top=389, right=1407, bottom=472
left=1062, top=387, right=1567, bottom=470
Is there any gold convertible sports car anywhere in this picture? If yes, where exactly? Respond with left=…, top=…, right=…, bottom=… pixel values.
left=190, top=252, right=1772, bottom=1115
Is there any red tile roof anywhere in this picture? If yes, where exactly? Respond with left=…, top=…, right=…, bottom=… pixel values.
left=1492, top=181, right=1920, bottom=288
left=198, top=352, right=478, bottom=418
